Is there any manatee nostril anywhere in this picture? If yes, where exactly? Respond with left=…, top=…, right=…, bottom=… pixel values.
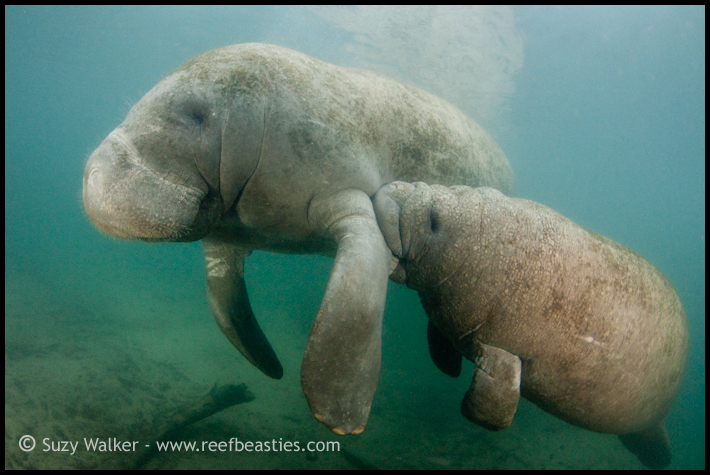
left=87, top=167, right=100, bottom=185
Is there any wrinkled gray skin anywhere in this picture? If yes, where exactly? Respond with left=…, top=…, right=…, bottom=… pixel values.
left=82, top=44, right=514, bottom=436
left=373, top=182, right=688, bottom=469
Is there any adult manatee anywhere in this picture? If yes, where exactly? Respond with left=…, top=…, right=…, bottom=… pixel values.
left=82, top=43, right=514, bottom=435
left=373, top=182, right=687, bottom=469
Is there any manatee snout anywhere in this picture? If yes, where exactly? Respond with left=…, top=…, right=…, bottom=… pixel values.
left=373, top=181, right=437, bottom=259
left=83, top=130, right=213, bottom=242
left=373, top=182, right=412, bottom=258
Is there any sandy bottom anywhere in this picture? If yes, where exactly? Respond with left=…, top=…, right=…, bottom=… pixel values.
left=5, top=261, right=643, bottom=469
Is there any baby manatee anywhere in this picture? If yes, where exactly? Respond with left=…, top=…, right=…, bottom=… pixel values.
left=373, top=181, right=687, bottom=469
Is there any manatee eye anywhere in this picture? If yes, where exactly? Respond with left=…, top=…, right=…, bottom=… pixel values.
left=190, top=111, right=205, bottom=127
left=430, top=214, right=439, bottom=233
left=186, top=108, right=208, bottom=132
left=178, top=99, right=209, bottom=131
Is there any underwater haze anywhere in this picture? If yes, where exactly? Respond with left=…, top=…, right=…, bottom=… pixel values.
left=5, top=6, right=704, bottom=469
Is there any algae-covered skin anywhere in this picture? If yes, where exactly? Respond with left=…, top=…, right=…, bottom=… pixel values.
left=373, top=182, right=687, bottom=469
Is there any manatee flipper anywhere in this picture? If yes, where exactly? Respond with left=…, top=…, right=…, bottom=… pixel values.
left=619, top=423, right=672, bottom=469
left=461, top=343, right=521, bottom=431
left=203, top=239, right=283, bottom=379
left=427, top=321, right=462, bottom=377
left=301, top=189, right=391, bottom=435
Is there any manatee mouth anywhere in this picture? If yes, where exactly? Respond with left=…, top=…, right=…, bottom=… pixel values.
left=83, top=131, right=216, bottom=242
left=84, top=167, right=206, bottom=242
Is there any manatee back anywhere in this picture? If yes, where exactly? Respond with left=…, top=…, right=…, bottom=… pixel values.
left=193, top=44, right=515, bottom=198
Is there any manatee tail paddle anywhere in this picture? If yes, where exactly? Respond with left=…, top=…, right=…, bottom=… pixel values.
left=618, top=423, right=672, bottom=469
